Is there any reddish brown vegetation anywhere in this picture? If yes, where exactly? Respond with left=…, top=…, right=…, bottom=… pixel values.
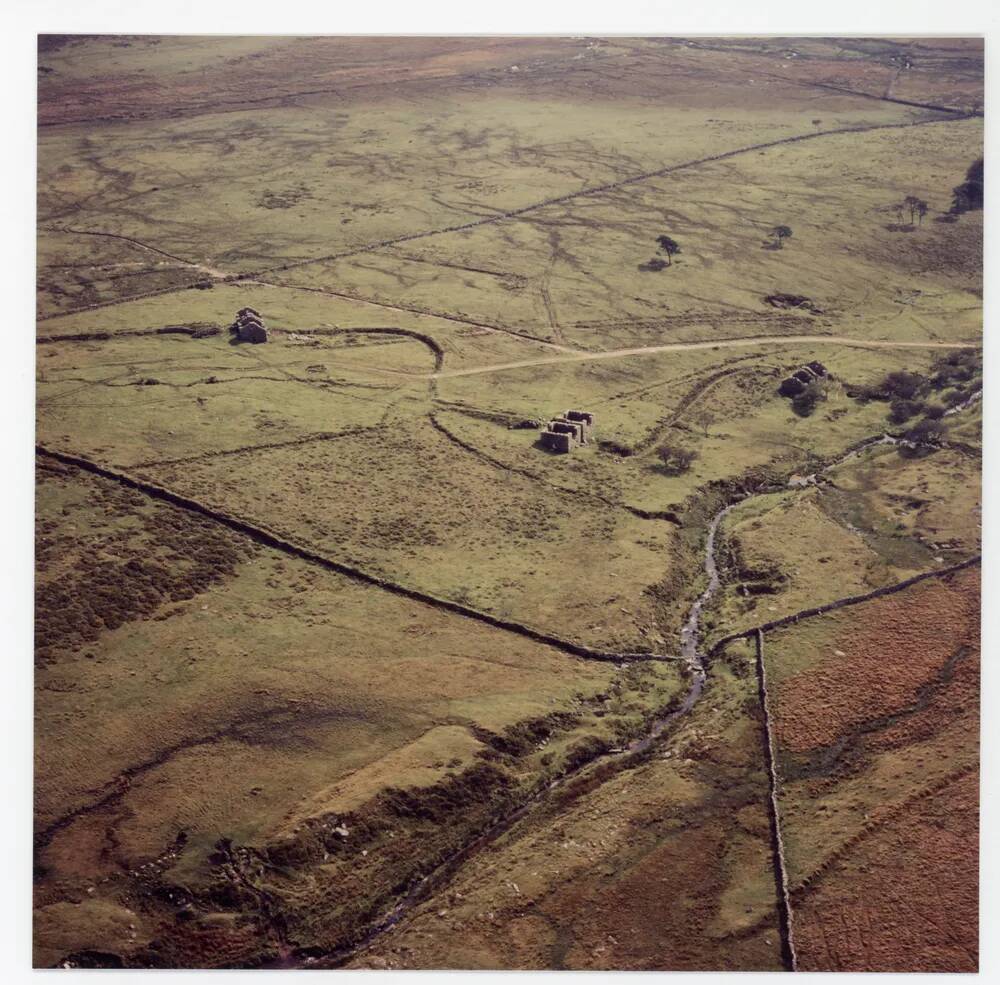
left=539, top=824, right=777, bottom=971
left=772, top=568, right=980, bottom=972
left=773, top=567, right=979, bottom=753
left=37, top=37, right=576, bottom=127
left=795, top=769, right=978, bottom=972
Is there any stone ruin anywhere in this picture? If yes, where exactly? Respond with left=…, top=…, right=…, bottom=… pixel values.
left=539, top=429, right=574, bottom=453
left=539, top=409, right=596, bottom=453
left=232, top=306, right=269, bottom=344
left=778, top=361, right=828, bottom=398
left=764, top=293, right=821, bottom=313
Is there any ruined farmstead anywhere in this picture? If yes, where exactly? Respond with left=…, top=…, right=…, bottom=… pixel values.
left=778, top=361, right=828, bottom=398
left=232, top=306, right=269, bottom=344
left=539, top=409, right=596, bottom=453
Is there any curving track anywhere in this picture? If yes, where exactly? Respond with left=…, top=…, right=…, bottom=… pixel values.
left=429, top=334, right=981, bottom=380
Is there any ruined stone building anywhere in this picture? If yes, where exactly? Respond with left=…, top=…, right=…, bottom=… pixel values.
left=232, top=306, right=269, bottom=344
left=539, top=409, right=596, bottom=453
left=778, top=361, right=828, bottom=398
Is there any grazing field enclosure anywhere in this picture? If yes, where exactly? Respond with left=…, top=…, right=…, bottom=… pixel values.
left=35, top=34, right=981, bottom=970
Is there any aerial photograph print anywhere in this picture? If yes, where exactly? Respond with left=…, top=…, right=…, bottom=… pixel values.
left=32, top=23, right=983, bottom=974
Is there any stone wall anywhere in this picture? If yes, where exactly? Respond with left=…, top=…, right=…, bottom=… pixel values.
left=540, top=430, right=573, bottom=453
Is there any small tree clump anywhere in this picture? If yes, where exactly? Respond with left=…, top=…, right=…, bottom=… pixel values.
left=950, top=157, right=983, bottom=214
left=882, top=370, right=927, bottom=400
left=929, top=350, right=980, bottom=390
left=900, top=418, right=946, bottom=457
left=791, top=380, right=826, bottom=417
left=888, top=397, right=923, bottom=425
left=656, top=442, right=697, bottom=476
left=903, top=195, right=929, bottom=225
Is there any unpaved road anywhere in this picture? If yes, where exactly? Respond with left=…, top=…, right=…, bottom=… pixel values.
left=429, top=334, right=980, bottom=379
left=42, top=225, right=231, bottom=280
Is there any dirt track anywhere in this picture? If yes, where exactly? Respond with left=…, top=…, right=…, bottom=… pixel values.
left=429, top=334, right=981, bottom=379
left=263, top=112, right=975, bottom=279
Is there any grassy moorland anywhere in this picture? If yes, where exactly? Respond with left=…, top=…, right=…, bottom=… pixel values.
left=35, top=35, right=981, bottom=970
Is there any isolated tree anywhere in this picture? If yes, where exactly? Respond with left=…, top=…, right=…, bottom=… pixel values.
left=655, top=235, right=681, bottom=265
left=903, top=195, right=928, bottom=225
left=772, top=225, right=793, bottom=249
left=656, top=442, right=697, bottom=476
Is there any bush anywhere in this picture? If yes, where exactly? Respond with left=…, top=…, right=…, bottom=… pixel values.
left=888, top=397, right=923, bottom=424
left=845, top=383, right=889, bottom=403
left=598, top=439, right=635, bottom=457
left=940, top=349, right=979, bottom=370
left=882, top=370, right=926, bottom=400
left=903, top=418, right=946, bottom=450
left=791, top=380, right=826, bottom=417
left=930, top=351, right=981, bottom=391
left=656, top=443, right=697, bottom=475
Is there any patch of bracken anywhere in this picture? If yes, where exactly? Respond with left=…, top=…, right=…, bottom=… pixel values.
left=35, top=459, right=258, bottom=664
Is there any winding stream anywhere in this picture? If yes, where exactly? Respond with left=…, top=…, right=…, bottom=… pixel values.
left=288, top=408, right=974, bottom=969
left=295, top=501, right=733, bottom=967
